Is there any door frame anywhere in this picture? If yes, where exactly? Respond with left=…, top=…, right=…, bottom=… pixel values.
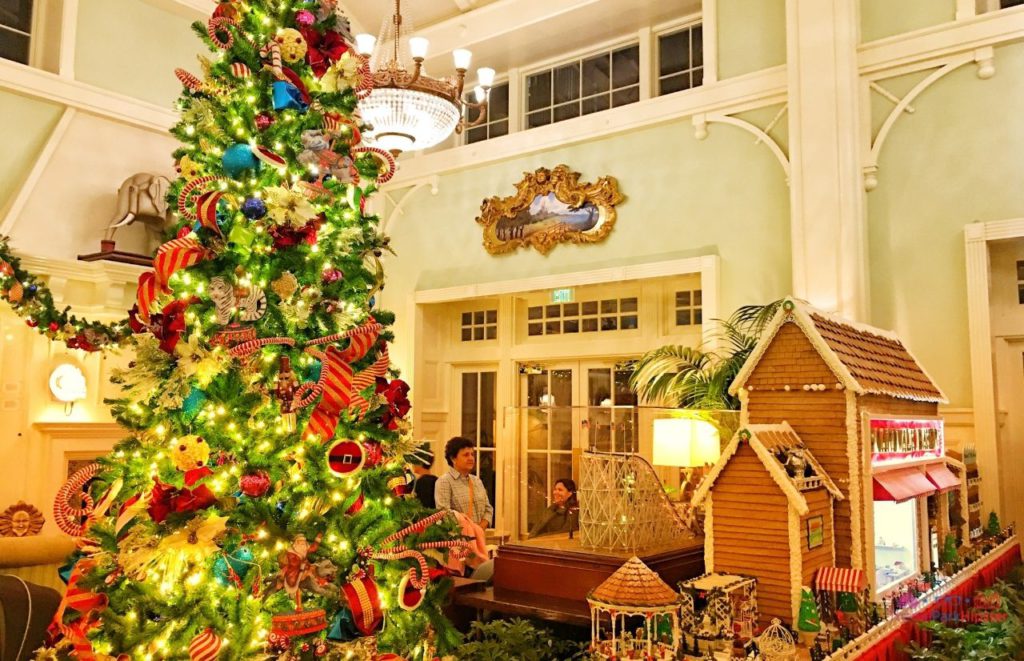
left=450, top=363, right=503, bottom=530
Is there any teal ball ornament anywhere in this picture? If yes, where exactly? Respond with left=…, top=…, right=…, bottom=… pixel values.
left=223, top=143, right=260, bottom=178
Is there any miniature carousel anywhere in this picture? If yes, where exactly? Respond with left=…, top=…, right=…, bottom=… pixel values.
left=587, top=556, right=681, bottom=660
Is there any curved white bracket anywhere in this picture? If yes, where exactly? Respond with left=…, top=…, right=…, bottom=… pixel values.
left=864, top=47, right=994, bottom=191
left=693, top=110, right=791, bottom=183
left=379, top=175, right=440, bottom=234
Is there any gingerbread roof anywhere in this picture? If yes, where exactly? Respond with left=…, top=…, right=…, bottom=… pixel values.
left=729, top=298, right=946, bottom=403
left=691, top=423, right=843, bottom=515
left=587, top=556, right=679, bottom=607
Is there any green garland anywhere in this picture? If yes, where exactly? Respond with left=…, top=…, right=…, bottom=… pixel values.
left=0, top=236, right=132, bottom=351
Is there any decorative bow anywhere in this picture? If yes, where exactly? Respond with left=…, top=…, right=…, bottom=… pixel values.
left=300, top=27, right=348, bottom=77
left=374, top=377, right=410, bottom=430
left=299, top=323, right=380, bottom=442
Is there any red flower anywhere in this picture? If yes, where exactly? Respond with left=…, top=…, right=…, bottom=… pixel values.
left=239, top=471, right=272, bottom=497
left=128, top=299, right=194, bottom=353
left=300, top=27, right=348, bottom=77
left=147, top=478, right=217, bottom=523
left=374, top=377, right=411, bottom=430
left=269, top=218, right=321, bottom=250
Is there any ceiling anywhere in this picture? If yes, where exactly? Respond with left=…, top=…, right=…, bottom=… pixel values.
left=342, top=0, right=700, bottom=79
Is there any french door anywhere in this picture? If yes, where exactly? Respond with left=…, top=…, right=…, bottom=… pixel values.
left=518, top=361, right=637, bottom=537
left=456, top=369, right=498, bottom=528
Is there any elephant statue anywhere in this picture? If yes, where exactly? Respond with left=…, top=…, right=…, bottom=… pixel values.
left=105, top=173, right=173, bottom=253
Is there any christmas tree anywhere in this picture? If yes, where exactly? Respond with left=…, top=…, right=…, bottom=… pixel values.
left=796, top=588, right=821, bottom=634
left=39, top=1, right=469, bottom=659
left=985, top=511, right=1001, bottom=537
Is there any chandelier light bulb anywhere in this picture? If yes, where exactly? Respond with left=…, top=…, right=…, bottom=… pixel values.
left=354, top=33, right=377, bottom=57
left=409, top=37, right=429, bottom=59
left=473, top=86, right=486, bottom=103
left=477, top=67, right=496, bottom=88
left=452, top=48, right=473, bottom=71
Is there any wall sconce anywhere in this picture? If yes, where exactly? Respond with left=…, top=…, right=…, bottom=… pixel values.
left=49, top=363, right=86, bottom=415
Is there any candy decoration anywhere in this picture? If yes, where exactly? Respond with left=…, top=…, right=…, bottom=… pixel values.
left=352, top=147, right=397, bottom=185
left=53, top=463, right=100, bottom=536
left=177, top=175, right=220, bottom=220
left=189, top=628, right=223, bottom=661
left=342, top=488, right=364, bottom=515
left=177, top=155, right=203, bottom=180
left=175, top=68, right=204, bottom=93
left=398, top=572, right=425, bottom=611
left=326, top=439, right=365, bottom=477
left=261, top=41, right=285, bottom=80
left=323, top=113, right=361, bottom=145
left=195, top=191, right=226, bottom=236
left=229, top=61, right=251, bottom=78
left=346, top=347, right=390, bottom=419
left=253, top=145, right=287, bottom=169
left=222, top=143, right=261, bottom=177
left=341, top=574, right=383, bottom=636
left=275, top=28, right=308, bottom=64
left=171, top=434, right=210, bottom=472
left=207, top=16, right=237, bottom=50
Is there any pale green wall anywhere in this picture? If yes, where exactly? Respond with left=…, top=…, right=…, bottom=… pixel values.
left=76, top=0, right=200, bottom=108
left=0, top=92, right=64, bottom=211
left=382, top=120, right=793, bottom=360
left=868, top=42, right=1024, bottom=407
left=861, top=0, right=954, bottom=43
left=716, top=0, right=786, bottom=79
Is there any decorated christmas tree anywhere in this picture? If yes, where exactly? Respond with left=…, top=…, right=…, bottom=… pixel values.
left=985, top=511, right=1001, bottom=538
left=796, top=588, right=821, bottom=635
left=31, top=1, right=471, bottom=659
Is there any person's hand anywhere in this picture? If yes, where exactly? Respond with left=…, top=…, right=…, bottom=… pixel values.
left=478, top=518, right=488, bottom=530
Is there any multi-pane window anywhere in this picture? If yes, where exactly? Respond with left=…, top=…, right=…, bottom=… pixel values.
left=659, top=24, right=703, bottom=95
left=1002, top=0, right=1024, bottom=8
left=675, top=289, right=703, bottom=326
left=525, top=44, right=640, bottom=129
left=527, top=297, right=638, bottom=336
left=0, top=0, right=33, bottom=65
left=465, top=82, right=510, bottom=144
left=461, top=309, right=498, bottom=341
left=1017, top=260, right=1024, bottom=304
left=460, top=371, right=497, bottom=527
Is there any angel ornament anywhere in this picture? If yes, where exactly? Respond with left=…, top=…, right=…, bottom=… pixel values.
left=209, top=276, right=268, bottom=324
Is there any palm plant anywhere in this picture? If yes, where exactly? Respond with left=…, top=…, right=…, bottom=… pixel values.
left=629, top=300, right=784, bottom=410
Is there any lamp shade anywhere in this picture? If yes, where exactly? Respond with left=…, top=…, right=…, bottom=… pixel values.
left=652, top=418, right=720, bottom=467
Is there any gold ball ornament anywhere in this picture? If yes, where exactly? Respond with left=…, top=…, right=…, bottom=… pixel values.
left=177, top=155, right=203, bottom=181
left=276, top=29, right=308, bottom=64
left=171, top=434, right=210, bottom=471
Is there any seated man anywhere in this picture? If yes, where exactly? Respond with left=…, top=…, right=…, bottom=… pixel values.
left=409, top=444, right=437, bottom=509
left=529, top=477, right=579, bottom=538
left=434, top=436, right=493, bottom=530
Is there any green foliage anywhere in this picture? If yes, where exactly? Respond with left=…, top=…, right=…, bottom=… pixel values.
left=986, top=511, right=1001, bottom=537
left=941, top=534, right=960, bottom=565
left=629, top=300, right=783, bottom=409
left=456, top=619, right=590, bottom=661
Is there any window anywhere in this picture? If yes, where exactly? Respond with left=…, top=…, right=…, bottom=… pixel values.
left=465, top=82, right=510, bottom=144
left=461, top=309, right=497, bottom=341
left=874, top=499, right=920, bottom=593
left=659, top=23, right=703, bottom=95
left=1002, top=0, right=1024, bottom=8
left=0, top=0, right=33, bottom=64
left=527, top=297, right=638, bottom=336
left=460, top=371, right=497, bottom=526
left=1017, top=260, right=1024, bottom=304
left=675, top=289, right=703, bottom=326
left=525, top=44, right=640, bottom=129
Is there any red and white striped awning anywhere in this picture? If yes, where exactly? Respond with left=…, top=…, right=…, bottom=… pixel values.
left=815, top=567, right=867, bottom=593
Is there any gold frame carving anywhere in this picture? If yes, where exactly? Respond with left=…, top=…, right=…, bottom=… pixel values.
left=476, top=165, right=624, bottom=255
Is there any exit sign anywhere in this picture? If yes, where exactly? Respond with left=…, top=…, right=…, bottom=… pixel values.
left=551, top=288, right=575, bottom=303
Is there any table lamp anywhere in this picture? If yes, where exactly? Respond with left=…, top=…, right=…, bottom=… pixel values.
left=652, top=418, right=720, bottom=493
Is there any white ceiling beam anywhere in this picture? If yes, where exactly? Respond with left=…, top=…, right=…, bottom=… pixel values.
left=0, top=59, right=176, bottom=133
left=416, top=0, right=601, bottom=61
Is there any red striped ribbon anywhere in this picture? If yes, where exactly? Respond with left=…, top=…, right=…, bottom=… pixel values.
left=135, top=271, right=158, bottom=322
left=154, top=237, right=205, bottom=291
left=227, top=336, right=296, bottom=358
left=195, top=190, right=224, bottom=236
left=301, top=323, right=379, bottom=443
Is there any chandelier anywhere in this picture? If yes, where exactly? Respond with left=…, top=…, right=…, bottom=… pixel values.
left=355, top=0, right=495, bottom=154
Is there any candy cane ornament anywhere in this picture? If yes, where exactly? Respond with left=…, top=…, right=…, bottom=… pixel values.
left=177, top=176, right=220, bottom=220
left=352, top=147, right=397, bottom=185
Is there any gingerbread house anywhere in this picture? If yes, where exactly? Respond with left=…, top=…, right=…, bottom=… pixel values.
left=692, top=423, right=842, bottom=626
left=726, top=298, right=964, bottom=597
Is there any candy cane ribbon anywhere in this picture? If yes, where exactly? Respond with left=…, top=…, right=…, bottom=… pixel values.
left=347, top=345, right=390, bottom=418
left=153, top=237, right=206, bottom=291
left=352, top=147, right=396, bottom=184
left=49, top=557, right=108, bottom=661
left=136, top=271, right=158, bottom=322
left=228, top=336, right=296, bottom=358
left=195, top=191, right=225, bottom=236
left=301, top=322, right=380, bottom=442
left=363, top=511, right=469, bottom=589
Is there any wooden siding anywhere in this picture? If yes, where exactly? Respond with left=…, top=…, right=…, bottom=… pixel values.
left=746, top=324, right=839, bottom=388
left=800, top=489, right=835, bottom=587
left=710, top=442, right=795, bottom=626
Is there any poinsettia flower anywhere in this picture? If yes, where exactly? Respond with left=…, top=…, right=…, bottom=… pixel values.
left=319, top=52, right=363, bottom=92
left=264, top=186, right=319, bottom=228
left=374, top=377, right=411, bottom=430
left=300, top=27, right=348, bottom=77
left=175, top=334, right=227, bottom=386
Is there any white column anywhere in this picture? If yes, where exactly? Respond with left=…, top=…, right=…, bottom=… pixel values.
left=785, top=0, right=868, bottom=319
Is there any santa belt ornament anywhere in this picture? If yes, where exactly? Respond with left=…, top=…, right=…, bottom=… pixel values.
left=341, top=573, right=383, bottom=636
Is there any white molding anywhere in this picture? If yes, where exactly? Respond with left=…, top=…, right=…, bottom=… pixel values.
left=412, top=254, right=719, bottom=304
left=386, top=66, right=786, bottom=188
left=700, top=0, right=718, bottom=85
left=858, top=5, right=1024, bottom=78
left=58, top=0, right=79, bottom=79
left=380, top=177, right=439, bottom=234
left=0, top=107, right=76, bottom=235
left=33, top=421, right=125, bottom=440
left=963, top=218, right=1024, bottom=520
left=0, top=59, right=177, bottom=133
left=693, top=112, right=790, bottom=182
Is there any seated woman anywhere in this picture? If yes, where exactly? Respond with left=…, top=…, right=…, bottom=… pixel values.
left=529, top=478, right=579, bottom=538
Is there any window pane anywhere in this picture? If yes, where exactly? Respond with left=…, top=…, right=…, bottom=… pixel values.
left=660, top=73, right=690, bottom=95
left=692, top=25, right=704, bottom=67
left=466, top=125, right=488, bottom=144
left=527, top=110, right=551, bottom=128
left=477, top=448, right=496, bottom=526
left=0, top=29, right=30, bottom=65
left=527, top=372, right=548, bottom=408
left=582, top=301, right=598, bottom=315
left=601, top=299, right=618, bottom=313
left=621, top=315, right=638, bottom=330
left=612, top=45, right=640, bottom=88
left=1, top=0, right=33, bottom=33
left=528, top=322, right=543, bottom=336
left=659, top=30, right=688, bottom=77
left=589, top=369, right=611, bottom=406
left=474, top=326, right=484, bottom=340
left=479, top=372, right=496, bottom=447
left=677, top=309, right=692, bottom=326
left=563, top=319, right=579, bottom=333
left=620, top=297, right=638, bottom=313
left=552, top=369, right=574, bottom=406
left=694, top=289, right=703, bottom=304
left=612, top=86, right=639, bottom=107
left=1019, top=284, right=1024, bottom=305
left=462, top=312, right=472, bottom=325
left=528, top=306, right=543, bottom=320
left=462, top=328, right=472, bottom=341
left=474, top=310, right=485, bottom=324
left=692, top=67, right=704, bottom=87
left=601, top=317, right=618, bottom=331
left=582, top=318, right=598, bottom=332
left=546, top=304, right=561, bottom=318
left=553, top=102, right=580, bottom=122
left=1017, top=260, right=1024, bottom=281
left=545, top=320, right=561, bottom=334
left=581, top=94, right=610, bottom=116
left=489, top=83, right=510, bottom=121
left=461, top=373, right=479, bottom=439
left=615, top=370, right=638, bottom=406
left=694, top=309, right=703, bottom=324
left=564, top=303, right=579, bottom=316
left=553, top=62, right=581, bottom=104
left=486, top=309, right=497, bottom=323
left=582, top=53, right=610, bottom=97
left=490, top=120, right=509, bottom=138
left=527, top=71, right=551, bottom=111
left=677, top=291, right=691, bottom=306
left=485, top=326, right=497, bottom=340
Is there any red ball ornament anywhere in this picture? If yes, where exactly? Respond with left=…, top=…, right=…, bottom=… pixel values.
left=322, top=267, right=343, bottom=284
left=240, top=471, right=271, bottom=497
left=295, top=9, right=315, bottom=27
left=26, top=319, right=37, bottom=328
left=48, top=322, right=59, bottom=332
left=255, top=114, right=275, bottom=131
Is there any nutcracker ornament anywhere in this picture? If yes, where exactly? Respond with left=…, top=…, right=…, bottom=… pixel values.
left=275, top=356, right=300, bottom=431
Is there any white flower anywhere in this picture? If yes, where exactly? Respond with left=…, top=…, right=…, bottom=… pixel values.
left=264, top=186, right=319, bottom=228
